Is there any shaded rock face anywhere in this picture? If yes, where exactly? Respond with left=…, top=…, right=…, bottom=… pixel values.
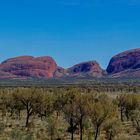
left=54, top=67, right=68, bottom=78
left=107, top=48, right=140, bottom=77
left=0, top=56, right=57, bottom=78
left=67, top=61, right=104, bottom=77
left=0, top=71, right=18, bottom=79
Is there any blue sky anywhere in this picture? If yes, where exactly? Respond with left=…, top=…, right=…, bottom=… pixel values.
left=0, top=0, right=140, bottom=69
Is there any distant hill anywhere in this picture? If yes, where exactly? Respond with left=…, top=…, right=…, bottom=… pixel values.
left=0, top=48, right=140, bottom=79
left=107, top=48, right=140, bottom=78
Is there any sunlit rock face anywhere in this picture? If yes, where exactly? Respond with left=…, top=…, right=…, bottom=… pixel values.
left=0, top=56, right=57, bottom=78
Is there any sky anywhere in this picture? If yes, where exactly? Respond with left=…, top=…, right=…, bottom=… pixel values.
left=0, top=0, right=140, bottom=69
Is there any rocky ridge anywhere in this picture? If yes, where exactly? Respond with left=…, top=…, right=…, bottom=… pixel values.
left=0, top=48, right=140, bottom=79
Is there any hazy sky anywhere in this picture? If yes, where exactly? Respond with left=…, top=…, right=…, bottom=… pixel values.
left=0, top=0, right=140, bottom=69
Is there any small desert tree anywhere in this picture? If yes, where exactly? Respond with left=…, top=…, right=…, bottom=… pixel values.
left=75, top=92, right=96, bottom=140
left=37, top=90, right=55, bottom=119
left=124, top=94, right=140, bottom=121
left=0, top=90, right=10, bottom=119
left=116, top=94, right=127, bottom=121
left=13, top=88, right=43, bottom=127
left=130, top=110, right=140, bottom=132
left=103, top=116, right=122, bottom=140
left=62, top=88, right=80, bottom=140
left=127, top=94, right=140, bottom=133
left=53, top=88, right=68, bottom=116
left=90, top=94, right=117, bottom=140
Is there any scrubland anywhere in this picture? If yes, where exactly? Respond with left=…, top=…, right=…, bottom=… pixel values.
left=0, top=86, right=140, bottom=140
